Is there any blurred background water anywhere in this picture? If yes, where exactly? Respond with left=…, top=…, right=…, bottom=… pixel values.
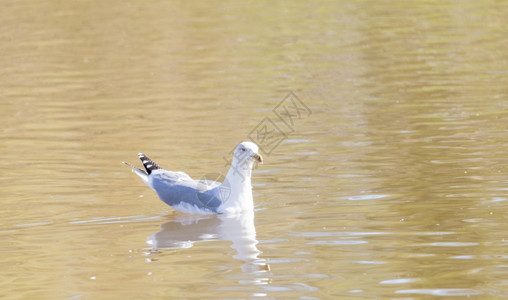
left=1, top=1, right=508, bottom=299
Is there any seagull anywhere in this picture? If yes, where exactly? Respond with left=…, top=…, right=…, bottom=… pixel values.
left=123, top=141, right=263, bottom=214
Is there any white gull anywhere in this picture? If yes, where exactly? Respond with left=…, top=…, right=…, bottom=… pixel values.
left=123, top=141, right=263, bottom=214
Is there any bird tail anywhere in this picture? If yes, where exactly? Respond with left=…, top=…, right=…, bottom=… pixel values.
left=137, top=153, right=162, bottom=175
left=122, top=161, right=149, bottom=184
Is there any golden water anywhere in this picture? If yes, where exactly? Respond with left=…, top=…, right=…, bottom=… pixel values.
left=1, top=1, right=508, bottom=299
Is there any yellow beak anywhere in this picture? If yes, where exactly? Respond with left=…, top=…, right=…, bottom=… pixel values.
left=252, top=153, right=263, bottom=164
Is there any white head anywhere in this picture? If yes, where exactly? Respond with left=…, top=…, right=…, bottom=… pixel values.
left=232, top=141, right=263, bottom=167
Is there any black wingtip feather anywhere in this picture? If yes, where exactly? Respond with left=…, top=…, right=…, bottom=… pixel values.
left=138, top=153, right=162, bottom=175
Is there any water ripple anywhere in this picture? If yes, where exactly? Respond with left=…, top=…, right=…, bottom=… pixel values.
left=380, top=278, right=420, bottom=284
left=295, top=232, right=391, bottom=237
left=345, top=194, right=390, bottom=201
left=424, top=242, right=479, bottom=247
left=308, top=240, right=368, bottom=245
left=395, top=288, right=484, bottom=296
left=70, top=215, right=161, bottom=224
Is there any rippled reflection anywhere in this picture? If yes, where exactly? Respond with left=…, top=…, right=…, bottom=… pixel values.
left=147, top=211, right=270, bottom=276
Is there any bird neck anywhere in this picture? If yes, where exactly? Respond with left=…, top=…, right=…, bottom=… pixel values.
left=220, top=159, right=254, bottom=213
left=225, top=159, right=253, bottom=183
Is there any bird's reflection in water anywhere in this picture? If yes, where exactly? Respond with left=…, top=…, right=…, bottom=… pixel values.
left=147, top=211, right=270, bottom=276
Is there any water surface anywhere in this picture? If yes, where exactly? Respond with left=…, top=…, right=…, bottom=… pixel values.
left=1, top=1, right=508, bottom=299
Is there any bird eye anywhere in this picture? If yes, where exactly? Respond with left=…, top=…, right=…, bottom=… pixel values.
left=240, top=148, right=246, bottom=152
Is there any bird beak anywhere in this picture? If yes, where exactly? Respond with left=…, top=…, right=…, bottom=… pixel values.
left=252, top=153, right=263, bottom=164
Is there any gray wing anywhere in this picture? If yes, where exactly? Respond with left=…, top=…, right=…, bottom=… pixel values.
left=150, top=171, right=224, bottom=213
